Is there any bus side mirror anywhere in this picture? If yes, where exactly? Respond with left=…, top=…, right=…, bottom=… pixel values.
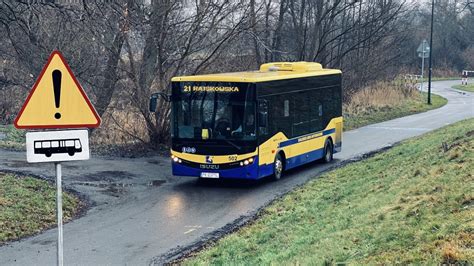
left=258, top=100, right=268, bottom=128
left=149, top=94, right=158, bottom=112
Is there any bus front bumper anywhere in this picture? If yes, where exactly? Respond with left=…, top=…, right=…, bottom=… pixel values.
left=172, top=159, right=260, bottom=179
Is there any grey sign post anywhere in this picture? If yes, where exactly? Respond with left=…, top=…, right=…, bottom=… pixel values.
left=26, top=129, right=90, bottom=266
left=14, top=51, right=101, bottom=266
left=55, top=162, right=63, bottom=266
left=417, top=40, right=430, bottom=92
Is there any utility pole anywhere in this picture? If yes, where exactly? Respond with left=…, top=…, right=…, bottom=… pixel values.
left=427, top=0, right=435, bottom=105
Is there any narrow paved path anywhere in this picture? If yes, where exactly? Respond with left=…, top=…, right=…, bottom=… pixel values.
left=0, top=80, right=472, bottom=265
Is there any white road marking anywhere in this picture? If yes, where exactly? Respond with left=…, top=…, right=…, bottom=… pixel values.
left=184, top=229, right=196, bottom=234
left=184, top=225, right=202, bottom=228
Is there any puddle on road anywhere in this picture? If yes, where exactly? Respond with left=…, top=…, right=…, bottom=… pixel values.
left=148, top=179, right=166, bottom=187
left=80, top=171, right=135, bottom=182
left=72, top=181, right=136, bottom=198
left=147, top=159, right=164, bottom=165
left=71, top=178, right=167, bottom=197
left=72, top=182, right=136, bottom=188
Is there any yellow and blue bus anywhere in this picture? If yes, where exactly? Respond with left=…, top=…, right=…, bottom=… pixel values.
left=150, top=62, right=342, bottom=180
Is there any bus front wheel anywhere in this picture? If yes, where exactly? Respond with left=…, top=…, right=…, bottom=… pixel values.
left=322, top=139, right=334, bottom=163
left=273, top=153, right=284, bottom=180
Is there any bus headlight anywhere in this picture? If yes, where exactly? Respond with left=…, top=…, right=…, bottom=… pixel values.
left=171, top=155, right=181, bottom=163
left=240, top=157, right=254, bottom=166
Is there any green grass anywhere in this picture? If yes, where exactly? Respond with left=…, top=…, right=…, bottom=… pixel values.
left=0, top=173, right=82, bottom=244
left=421, top=77, right=460, bottom=82
left=0, top=125, right=25, bottom=150
left=184, top=118, right=474, bottom=265
left=344, top=92, right=447, bottom=130
left=453, top=84, right=474, bottom=93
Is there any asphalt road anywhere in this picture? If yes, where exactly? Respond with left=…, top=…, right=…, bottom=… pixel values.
left=0, top=80, right=472, bottom=265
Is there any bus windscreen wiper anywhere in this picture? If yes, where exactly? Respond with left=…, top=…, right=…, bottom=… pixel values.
left=224, top=139, right=241, bottom=150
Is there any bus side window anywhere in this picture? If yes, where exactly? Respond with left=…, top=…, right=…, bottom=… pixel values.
left=42, top=141, right=51, bottom=148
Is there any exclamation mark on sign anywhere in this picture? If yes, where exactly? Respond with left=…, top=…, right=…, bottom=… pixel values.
left=52, top=70, right=62, bottom=120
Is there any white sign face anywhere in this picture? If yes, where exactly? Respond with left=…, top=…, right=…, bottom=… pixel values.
left=26, top=130, right=90, bottom=163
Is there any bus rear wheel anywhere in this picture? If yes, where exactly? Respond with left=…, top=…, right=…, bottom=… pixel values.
left=273, top=153, right=284, bottom=180
left=322, top=139, right=333, bottom=163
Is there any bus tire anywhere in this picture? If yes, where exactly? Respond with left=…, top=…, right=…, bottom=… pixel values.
left=68, top=151, right=75, bottom=156
left=273, top=153, right=284, bottom=180
left=322, top=139, right=333, bottom=163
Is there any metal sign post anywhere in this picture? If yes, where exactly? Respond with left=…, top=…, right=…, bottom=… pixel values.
left=55, top=162, right=63, bottom=266
left=417, top=40, right=430, bottom=92
left=14, top=51, right=101, bottom=266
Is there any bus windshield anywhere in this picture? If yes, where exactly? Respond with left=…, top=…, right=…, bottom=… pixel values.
left=172, top=82, right=256, bottom=141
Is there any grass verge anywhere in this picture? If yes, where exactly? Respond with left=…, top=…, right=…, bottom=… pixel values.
left=0, top=172, right=82, bottom=245
left=183, top=118, right=474, bottom=265
left=421, top=77, right=460, bottom=82
left=0, top=125, right=25, bottom=151
left=344, top=91, right=447, bottom=131
left=453, top=84, right=474, bottom=93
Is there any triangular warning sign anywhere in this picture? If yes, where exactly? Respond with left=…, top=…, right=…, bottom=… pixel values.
left=15, top=51, right=101, bottom=129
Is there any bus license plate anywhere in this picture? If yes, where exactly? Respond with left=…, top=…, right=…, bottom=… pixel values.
left=200, top=172, right=219, bottom=178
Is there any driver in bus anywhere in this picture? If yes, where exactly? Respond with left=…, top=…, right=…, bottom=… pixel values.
left=232, top=114, right=255, bottom=136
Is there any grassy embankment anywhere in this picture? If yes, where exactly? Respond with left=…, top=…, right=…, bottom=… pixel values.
left=0, top=125, right=25, bottom=150
left=184, top=118, right=474, bottom=265
left=0, top=173, right=82, bottom=244
left=344, top=81, right=447, bottom=130
left=453, top=84, right=474, bottom=93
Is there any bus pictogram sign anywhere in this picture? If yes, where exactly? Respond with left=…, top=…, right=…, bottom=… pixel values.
left=26, top=130, right=90, bottom=163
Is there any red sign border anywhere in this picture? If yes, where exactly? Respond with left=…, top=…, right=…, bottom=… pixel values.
left=14, top=51, right=101, bottom=129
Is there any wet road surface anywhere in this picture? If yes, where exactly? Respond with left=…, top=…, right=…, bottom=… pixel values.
left=0, top=80, right=472, bottom=265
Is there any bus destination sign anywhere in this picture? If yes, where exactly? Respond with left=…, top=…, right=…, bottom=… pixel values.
left=182, top=85, right=240, bottom=93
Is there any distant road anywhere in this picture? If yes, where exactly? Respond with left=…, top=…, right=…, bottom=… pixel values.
left=0, top=80, right=472, bottom=265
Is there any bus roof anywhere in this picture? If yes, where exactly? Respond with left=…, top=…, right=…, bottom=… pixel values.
left=171, top=62, right=342, bottom=83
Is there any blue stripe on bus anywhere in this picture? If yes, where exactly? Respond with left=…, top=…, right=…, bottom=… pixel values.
left=285, top=147, right=325, bottom=170
left=172, top=158, right=260, bottom=179
left=259, top=146, right=326, bottom=178
left=173, top=145, right=331, bottom=180
left=279, top=128, right=336, bottom=148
